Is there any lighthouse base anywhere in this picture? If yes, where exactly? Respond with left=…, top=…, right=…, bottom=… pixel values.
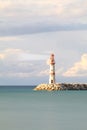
left=34, top=83, right=87, bottom=91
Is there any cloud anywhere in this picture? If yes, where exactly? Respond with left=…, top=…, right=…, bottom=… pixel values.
left=0, top=36, right=18, bottom=41
left=0, top=1, right=11, bottom=10
left=63, top=53, right=87, bottom=77
left=0, top=48, right=23, bottom=63
left=0, top=0, right=87, bottom=37
left=0, top=0, right=87, bottom=18
left=3, top=0, right=86, bottom=20
left=56, top=68, right=64, bottom=75
left=37, top=67, right=64, bottom=77
left=20, top=54, right=48, bottom=61
left=0, top=48, right=48, bottom=78
left=0, top=72, right=33, bottom=78
left=0, top=54, right=5, bottom=59
left=0, top=48, right=48, bottom=62
left=38, top=69, right=49, bottom=76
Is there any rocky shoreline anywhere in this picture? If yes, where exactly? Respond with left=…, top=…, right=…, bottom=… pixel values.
left=34, top=83, right=87, bottom=91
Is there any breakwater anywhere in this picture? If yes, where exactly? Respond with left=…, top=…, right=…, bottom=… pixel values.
left=34, top=83, right=87, bottom=91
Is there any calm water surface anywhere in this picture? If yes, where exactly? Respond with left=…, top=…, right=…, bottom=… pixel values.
left=0, top=86, right=87, bottom=130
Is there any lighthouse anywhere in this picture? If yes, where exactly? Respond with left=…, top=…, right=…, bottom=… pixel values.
left=49, top=54, right=55, bottom=84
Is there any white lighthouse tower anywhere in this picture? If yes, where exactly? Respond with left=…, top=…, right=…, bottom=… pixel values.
left=49, top=54, right=55, bottom=84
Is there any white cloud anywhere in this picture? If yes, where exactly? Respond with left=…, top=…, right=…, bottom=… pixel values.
left=0, top=1, right=11, bottom=10
left=0, top=48, right=48, bottom=62
left=63, top=53, right=87, bottom=77
left=0, top=48, right=48, bottom=78
left=20, top=54, right=48, bottom=61
left=0, top=72, right=32, bottom=78
left=0, top=48, right=47, bottom=62
left=0, top=54, right=5, bottom=59
left=0, top=36, right=18, bottom=41
left=0, top=48, right=23, bottom=63
left=56, top=68, right=64, bottom=75
left=0, top=0, right=87, bottom=25
left=38, top=69, right=49, bottom=76
left=37, top=67, right=64, bottom=77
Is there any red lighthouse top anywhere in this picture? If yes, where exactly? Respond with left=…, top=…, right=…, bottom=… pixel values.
left=49, top=53, right=55, bottom=65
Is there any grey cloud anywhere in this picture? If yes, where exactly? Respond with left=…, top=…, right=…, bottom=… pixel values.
left=0, top=0, right=87, bottom=36
left=0, top=23, right=87, bottom=36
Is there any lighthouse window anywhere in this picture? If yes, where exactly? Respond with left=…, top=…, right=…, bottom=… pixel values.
left=51, top=80, right=53, bottom=83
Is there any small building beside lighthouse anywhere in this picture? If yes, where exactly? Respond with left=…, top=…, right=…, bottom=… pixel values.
left=49, top=54, right=55, bottom=84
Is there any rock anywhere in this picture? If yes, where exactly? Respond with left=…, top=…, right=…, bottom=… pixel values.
left=33, top=83, right=87, bottom=91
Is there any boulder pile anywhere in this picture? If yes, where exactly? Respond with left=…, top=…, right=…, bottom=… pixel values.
left=34, top=83, right=87, bottom=91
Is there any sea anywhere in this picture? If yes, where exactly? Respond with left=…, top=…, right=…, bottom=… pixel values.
left=0, top=85, right=87, bottom=130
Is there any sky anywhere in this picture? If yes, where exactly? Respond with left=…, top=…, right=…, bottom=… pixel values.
left=0, top=0, right=87, bottom=85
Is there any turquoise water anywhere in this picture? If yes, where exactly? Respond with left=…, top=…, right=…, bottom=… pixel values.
left=0, top=86, right=87, bottom=130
